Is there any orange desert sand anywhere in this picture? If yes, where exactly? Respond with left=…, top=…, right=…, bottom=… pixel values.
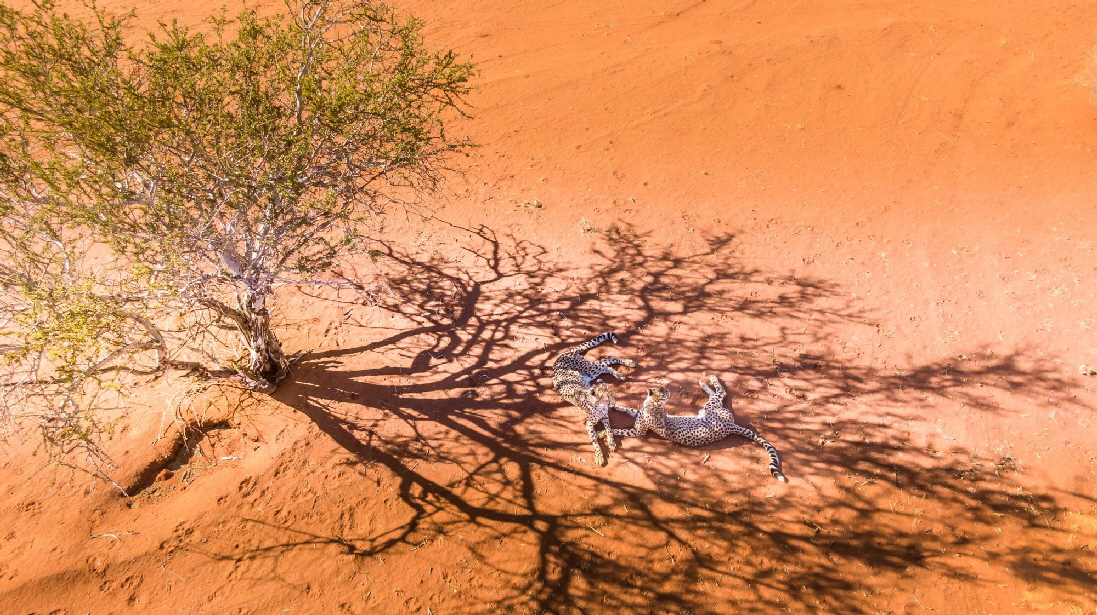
left=1, top=1, right=1096, bottom=614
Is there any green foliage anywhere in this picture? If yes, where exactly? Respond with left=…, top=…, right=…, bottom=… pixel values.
left=0, top=0, right=473, bottom=480
left=0, top=0, right=473, bottom=274
left=0, top=210, right=150, bottom=475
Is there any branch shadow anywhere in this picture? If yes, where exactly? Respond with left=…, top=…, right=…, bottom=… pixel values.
left=218, top=223, right=1096, bottom=614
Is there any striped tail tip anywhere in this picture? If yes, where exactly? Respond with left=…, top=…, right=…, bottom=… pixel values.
left=772, top=468, right=789, bottom=483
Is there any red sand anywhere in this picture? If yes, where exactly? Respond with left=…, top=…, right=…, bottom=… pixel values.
left=2, top=1, right=1096, bottom=613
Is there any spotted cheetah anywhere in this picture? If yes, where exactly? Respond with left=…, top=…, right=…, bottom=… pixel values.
left=614, top=375, right=788, bottom=482
left=552, top=332, right=637, bottom=466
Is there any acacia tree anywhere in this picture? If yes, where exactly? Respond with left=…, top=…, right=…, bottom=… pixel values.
left=0, top=0, right=473, bottom=466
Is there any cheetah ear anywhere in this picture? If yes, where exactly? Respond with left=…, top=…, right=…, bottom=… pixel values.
left=647, top=388, right=657, bottom=395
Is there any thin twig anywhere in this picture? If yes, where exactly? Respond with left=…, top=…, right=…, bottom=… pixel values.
left=90, top=530, right=138, bottom=540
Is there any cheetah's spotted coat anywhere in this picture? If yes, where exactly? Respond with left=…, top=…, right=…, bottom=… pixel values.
left=614, top=375, right=788, bottom=481
left=551, top=332, right=636, bottom=466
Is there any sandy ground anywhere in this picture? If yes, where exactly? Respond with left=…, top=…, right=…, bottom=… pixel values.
left=2, top=1, right=1097, bottom=613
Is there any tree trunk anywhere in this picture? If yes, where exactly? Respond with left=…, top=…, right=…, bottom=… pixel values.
left=239, top=288, right=288, bottom=388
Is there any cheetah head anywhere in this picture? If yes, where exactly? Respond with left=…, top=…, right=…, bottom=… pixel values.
left=643, top=387, right=669, bottom=414
left=645, top=386, right=669, bottom=406
left=590, top=382, right=615, bottom=411
left=642, top=387, right=670, bottom=429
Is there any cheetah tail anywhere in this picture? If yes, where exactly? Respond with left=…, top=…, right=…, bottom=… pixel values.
left=730, top=424, right=788, bottom=483
left=572, top=332, right=617, bottom=354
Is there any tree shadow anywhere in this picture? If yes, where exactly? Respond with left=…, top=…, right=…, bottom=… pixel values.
left=219, top=222, right=1094, bottom=614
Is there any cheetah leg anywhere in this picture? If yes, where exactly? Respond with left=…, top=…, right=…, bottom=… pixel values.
left=595, top=357, right=637, bottom=368
left=611, top=424, right=648, bottom=438
left=598, top=367, right=629, bottom=381
left=586, top=420, right=606, bottom=466
left=699, top=375, right=725, bottom=400
left=610, top=405, right=647, bottom=437
left=612, top=404, right=639, bottom=417
left=581, top=366, right=626, bottom=386
left=602, top=417, right=617, bottom=451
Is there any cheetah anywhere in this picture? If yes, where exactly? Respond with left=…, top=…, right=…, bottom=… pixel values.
left=552, top=332, right=637, bottom=466
left=613, top=375, right=788, bottom=482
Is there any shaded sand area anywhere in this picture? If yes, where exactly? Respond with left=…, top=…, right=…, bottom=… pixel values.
left=2, top=1, right=1096, bottom=613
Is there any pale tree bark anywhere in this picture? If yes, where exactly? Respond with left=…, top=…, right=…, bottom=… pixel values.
left=239, top=288, right=288, bottom=386
left=198, top=289, right=289, bottom=390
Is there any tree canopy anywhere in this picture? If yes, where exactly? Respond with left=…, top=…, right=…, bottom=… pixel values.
left=0, top=0, right=474, bottom=477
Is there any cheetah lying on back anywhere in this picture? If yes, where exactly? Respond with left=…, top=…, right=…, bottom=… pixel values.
left=552, top=332, right=636, bottom=466
left=613, top=375, right=788, bottom=482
